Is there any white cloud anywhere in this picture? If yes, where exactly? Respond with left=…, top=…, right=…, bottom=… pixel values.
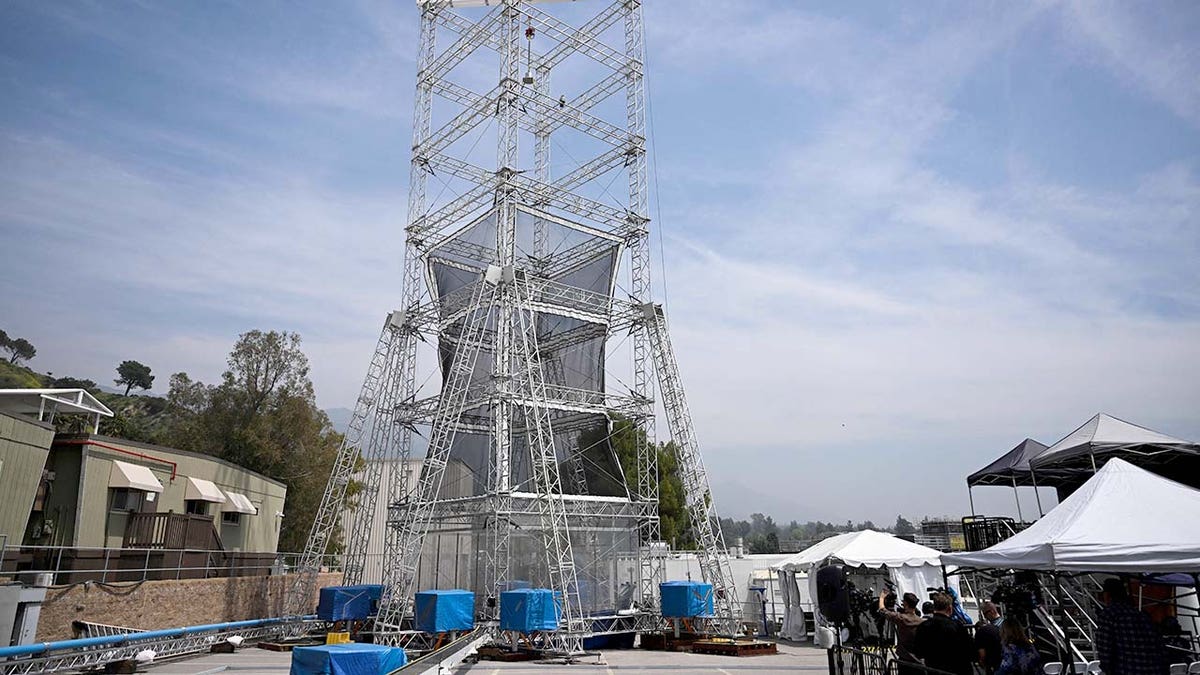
left=1064, top=0, right=1200, bottom=128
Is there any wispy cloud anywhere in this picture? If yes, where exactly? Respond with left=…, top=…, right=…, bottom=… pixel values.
left=1063, top=0, right=1200, bottom=128
left=1, top=0, right=1197, bottom=523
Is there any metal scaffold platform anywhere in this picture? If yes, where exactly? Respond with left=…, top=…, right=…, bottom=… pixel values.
left=285, top=0, right=742, bottom=653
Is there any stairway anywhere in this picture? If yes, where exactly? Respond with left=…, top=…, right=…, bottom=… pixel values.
left=1031, top=574, right=1103, bottom=664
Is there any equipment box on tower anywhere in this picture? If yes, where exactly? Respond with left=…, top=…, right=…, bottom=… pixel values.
left=499, top=588, right=561, bottom=633
left=414, top=589, right=475, bottom=633
left=316, top=585, right=383, bottom=622
left=660, top=581, right=714, bottom=618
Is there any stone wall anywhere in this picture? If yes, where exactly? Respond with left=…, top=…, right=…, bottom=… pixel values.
left=36, top=571, right=341, bottom=641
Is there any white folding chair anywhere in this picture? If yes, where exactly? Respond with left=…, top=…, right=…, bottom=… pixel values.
left=1043, top=664, right=1063, bottom=675
left=1169, top=664, right=1187, bottom=675
left=1187, top=661, right=1200, bottom=674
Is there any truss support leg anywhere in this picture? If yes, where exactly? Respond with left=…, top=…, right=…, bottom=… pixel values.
left=642, top=303, right=741, bottom=634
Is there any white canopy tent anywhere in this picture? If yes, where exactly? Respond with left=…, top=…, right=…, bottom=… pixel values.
left=944, top=458, right=1200, bottom=573
left=773, top=530, right=957, bottom=642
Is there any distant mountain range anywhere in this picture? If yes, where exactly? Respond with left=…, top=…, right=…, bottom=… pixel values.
left=324, top=407, right=353, bottom=434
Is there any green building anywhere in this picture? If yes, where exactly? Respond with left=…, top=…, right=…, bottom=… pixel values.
left=0, top=389, right=286, bottom=555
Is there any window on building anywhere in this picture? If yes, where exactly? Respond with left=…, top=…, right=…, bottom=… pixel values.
left=221, top=511, right=242, bottom=526
left=109, top=488, right=145, bottom=512
left=185, top=500, right=209, bottom=516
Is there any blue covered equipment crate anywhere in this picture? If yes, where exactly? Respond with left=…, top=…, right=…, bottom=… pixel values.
left=499, top=588, right=561, bottom=633
left=290, top=643, right=406, bottom=675
left=414, top=589, right=475, bottom=633
left=317, top=585, right=383, bottom=621
left=659, top=581, right=714, bottom=618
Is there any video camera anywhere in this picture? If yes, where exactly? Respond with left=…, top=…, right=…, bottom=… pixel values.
left=991, top=573, right=1042, bottom=622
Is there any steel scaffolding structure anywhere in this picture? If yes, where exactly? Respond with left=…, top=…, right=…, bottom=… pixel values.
left=287, top=0, right=740, bottom=649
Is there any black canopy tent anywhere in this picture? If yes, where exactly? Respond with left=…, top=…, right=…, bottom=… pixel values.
left=1030, top=413, right=1200, bottom=500
left=966, top=438, right=1048, bottom=519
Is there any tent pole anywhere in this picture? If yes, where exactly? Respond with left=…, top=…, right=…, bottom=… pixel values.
left=1089, top=451, right=1098, bottom=474
left=969, top=487, right=976, bottom=516
left=1011, top=475, right=1023, bottom=521
left=1030, top=470, right=1044, bottom=518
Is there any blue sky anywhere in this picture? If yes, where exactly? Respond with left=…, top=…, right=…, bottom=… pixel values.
left=2, top=1, right=1198, bottom=524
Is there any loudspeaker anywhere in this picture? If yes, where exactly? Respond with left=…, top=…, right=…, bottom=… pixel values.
left=816, top=564, right=850, bottom=624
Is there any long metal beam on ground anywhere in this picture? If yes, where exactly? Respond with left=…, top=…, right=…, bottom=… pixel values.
left=0, top=617, right=314, bottom=675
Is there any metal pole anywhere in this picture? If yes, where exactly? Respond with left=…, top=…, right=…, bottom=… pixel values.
left=1030, top=470, right=1045, bottom=518
left=968, top=486, right=976, bottom=516
left=1011, top=475, right=1023, bottom=521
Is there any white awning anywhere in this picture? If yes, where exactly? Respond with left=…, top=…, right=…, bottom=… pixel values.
left=109, top=460, right=164, bottom=493
left=223, top=492, right=257, bottom=514
left=185, top=477, right=227, bottom=503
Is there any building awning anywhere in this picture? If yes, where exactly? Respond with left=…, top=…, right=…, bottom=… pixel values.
left=109, top=460, right=164, bottom=493
left=223, top=492, right=257, bottom=514
left=185, top=477, right=227, bottom=503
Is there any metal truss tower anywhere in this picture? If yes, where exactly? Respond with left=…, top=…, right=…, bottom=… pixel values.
left=288, top=0, right=740, bottom=648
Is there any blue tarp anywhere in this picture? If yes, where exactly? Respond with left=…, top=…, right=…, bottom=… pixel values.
left=499, top=588, right=560, bottom=633
left=290, top=643, right=407, bottom=675
left=317, top=585, right=383, bottom=622
left=414, top=589, right=475, bottom=633
left=660, top=581, right=714, bottom=618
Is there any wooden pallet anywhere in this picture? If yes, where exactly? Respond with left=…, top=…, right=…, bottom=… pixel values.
left=639, top=631, right=706, bottom=651
left=689, top=639, right=777, bottom=657
left=475, top=645, right=542, bottom=662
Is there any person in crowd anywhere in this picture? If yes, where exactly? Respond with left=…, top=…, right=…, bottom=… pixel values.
left=922, top=601, right=935, bottom=617
left=1095, top=578, right=1169, bottom=675
left=912, top=592, right=974, bottom=675
left=974, top=601, right=1003, bottom=673
left=878, top=590, right=924, bottom=674
left=945, top=585, right=974, bottom=625
left=995, top=619, right=1041, bottom=675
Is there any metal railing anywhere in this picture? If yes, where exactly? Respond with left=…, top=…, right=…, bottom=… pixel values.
left=0, top=546, right=345, bottom=584
left=962, top=516, right=1029, bottom=552
left=827, top=644, right=961, bottom=675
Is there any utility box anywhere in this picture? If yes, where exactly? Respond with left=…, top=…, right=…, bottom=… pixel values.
left=0, top=584, right=47, bottom=646
left=499, top=588, right=560, bottom=633
left=414, top=590, right=475, bottom=633
left=659, top=581, right=714, bottom=618
left=316, top=585, right=383, bottom=622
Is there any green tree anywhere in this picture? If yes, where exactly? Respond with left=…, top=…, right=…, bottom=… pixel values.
left=5, top=337, right=36, bottom=365
left=579, top=416, right=695, bottom=550
left=115, top=360, right=155, bottom=396
left=162, top=330, right=346, bottom=552
left=51, top=376, right=99, bottom=391
left=893, top=515, right=916, bottom=535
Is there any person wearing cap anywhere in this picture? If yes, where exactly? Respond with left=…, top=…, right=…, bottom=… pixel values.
left=878, top=590, right=924, bottom=674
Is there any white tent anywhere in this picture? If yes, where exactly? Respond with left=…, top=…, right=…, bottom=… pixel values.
left=773, top=530, right=956, bottom=642
left=944, top=458, right=1200, bottom=573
